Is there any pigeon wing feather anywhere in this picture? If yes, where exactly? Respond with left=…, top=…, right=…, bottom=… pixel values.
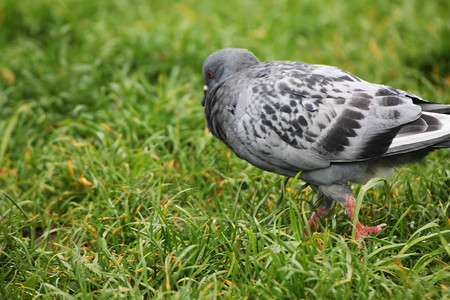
left=206, top=61, right=423, bottom=176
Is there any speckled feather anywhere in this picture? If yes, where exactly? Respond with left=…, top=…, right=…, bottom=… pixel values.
left=202, top=48, right=450, bottom=201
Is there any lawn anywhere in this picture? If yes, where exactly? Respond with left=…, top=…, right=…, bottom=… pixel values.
left=0, top=0, right=449, bottom=298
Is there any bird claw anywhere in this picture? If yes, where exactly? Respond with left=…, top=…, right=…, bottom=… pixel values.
left=305, top=212, right=319, bottom=235
left=305, top=206, right=331, bottom=235
left=345, top=195, right=387, bottom=240
left=354, top=222, right=387, bottom=240
left=306, top=196, right=387, bottom=240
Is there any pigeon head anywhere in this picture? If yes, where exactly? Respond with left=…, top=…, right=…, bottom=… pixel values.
left=201, top=48, right=260, bottom=106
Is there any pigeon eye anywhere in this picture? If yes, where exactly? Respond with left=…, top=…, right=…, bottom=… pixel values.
left=206, top=70, right=214, bottom=79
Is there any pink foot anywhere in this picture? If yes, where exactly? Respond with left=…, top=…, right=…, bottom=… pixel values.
left=305, top=212, right=319, bottom=235
left=345, top=195, right=386, bottom=240
left=305, top=206, right=330, bottom=235
left=354, top=222, right=386, bottom=240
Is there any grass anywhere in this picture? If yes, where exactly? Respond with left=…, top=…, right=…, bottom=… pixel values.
left=0, top=0, right=449, bottom=298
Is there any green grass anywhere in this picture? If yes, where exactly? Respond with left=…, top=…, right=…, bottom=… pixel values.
left=0, top=0, right=449, bottom=298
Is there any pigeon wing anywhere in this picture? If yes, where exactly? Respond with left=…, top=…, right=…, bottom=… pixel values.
left=206, top=61, right=423, bottom=175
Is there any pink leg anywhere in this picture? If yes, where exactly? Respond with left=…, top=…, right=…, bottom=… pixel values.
left=305, top=206, right=330, bottom=235
left=345, top=195, right=386, bottom=240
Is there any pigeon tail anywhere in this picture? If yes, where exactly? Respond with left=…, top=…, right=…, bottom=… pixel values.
left=387, top=112, right=450, bottom=155
left=409, top=96, right=450, bottom=114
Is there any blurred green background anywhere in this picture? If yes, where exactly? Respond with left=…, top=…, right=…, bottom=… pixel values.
left=0, top=0, right=449, bottom=298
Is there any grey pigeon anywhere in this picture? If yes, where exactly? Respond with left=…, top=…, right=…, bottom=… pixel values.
left=201, top=48, right=450, bottom=239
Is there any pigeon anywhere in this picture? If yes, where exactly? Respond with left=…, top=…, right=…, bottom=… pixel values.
left=201, top=48, right=450, bottom=240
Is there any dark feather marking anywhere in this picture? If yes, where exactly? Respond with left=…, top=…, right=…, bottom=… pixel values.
left=280, top=105, right=292, bottom=113
left=334, top=125, right=356, bottom=140
left=215, top=125, right=227, bottom=144
left=243, top=122, right=249, bottom=134
left=291, top=92, right=305, bottom=100
left=263, top=104, right=275, bottom=114
left=278, top=82, right=292, bottom=95
left=383, top=96, right=403, bottom=106
left=397, top=118, right=427, bottom=134
left=289, top=138, right=298, bottom=147
left=408, top=97, right=450, bottom=113
left=253, top=129, right=262, bottom=139
left=341, top=70, right=362, bottom=82
left=393, top=110, right=401, bottom=119
left=262, top=119, right=272, bottom=126
left=305, top=130, right=318, bottom=138
left=335, top=75, right=355, bottom=82
left=310, top=74, right=324, bottom=82
left=305, top=77, right=316, bottom=85
left=262, top=118, right=302, bottom=148
left=305, top=135, right=316, bottom=143
left=421, top=114, right=443, bottom=128
left=334, top=97, right=346, bottom=104
left=350, top=95, right=371, bottom=110
left=320, top=129, right=347, bottom=153
left=259, top=149, right=271, bottom=155
left=298, top=116, right=308, bottom=126
left=376, top=88, right=397, bottom=96
left=343, top=109, right=364, bottom=120
left=355, top=92, right=373, bottom=99
left=359, top=126, right=403, bottom=158
left=319, top=116, right=365, bottom=153
left=293, top=72, right=308, bottom=79
left=304, top=102, right=317, bottom=112
left=255, top=70, right=269, bottom=78
left=337, top=118, right=360, bottom=133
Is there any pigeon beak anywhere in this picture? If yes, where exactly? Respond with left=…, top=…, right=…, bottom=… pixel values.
left=201, top=85, right=208, bottom=106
